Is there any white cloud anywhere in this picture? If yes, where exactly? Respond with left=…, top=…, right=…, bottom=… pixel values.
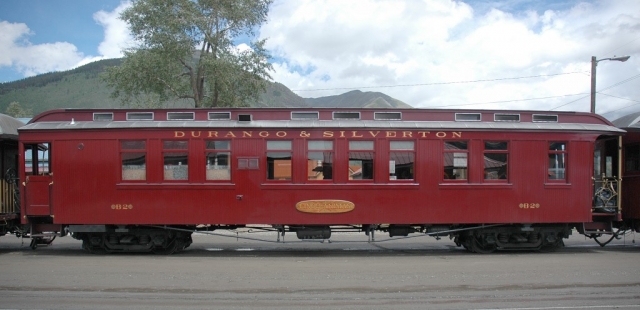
left=0, top=2, right=133, bottom=77
left=0, top=21, right=30, bottom=66
left=94, top=1, right=134, bottom=59
left=261, top=0, right=640, bottom=116
left=0, top=20, right=86, bottom=76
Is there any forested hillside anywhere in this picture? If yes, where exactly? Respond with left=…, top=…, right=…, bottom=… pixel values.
left=0, top=59, right=411, bottom=117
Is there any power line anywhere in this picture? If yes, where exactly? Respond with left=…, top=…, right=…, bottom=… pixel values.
left=431, top=93, right=587, bottom=108
left=598, top=74, right=640, bottom=92
left=551, top=73, right=640, bottom=111
left=434, top=73, right=640, bottom=111
left=292, top=71, right=586, bottom=92
left=600, top=102, right=640, bottom=116
left=598, top=92, right=640, bottom=104
left=603, top=36, right=640, bottom=55
left=550, top=94, right=590, bottom=111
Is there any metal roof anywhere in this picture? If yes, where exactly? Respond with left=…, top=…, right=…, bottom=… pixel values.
left=19, top=119, right=624, bottom=133
left=612, top=112, right=640, bottom=129
left=0, top=113, right=25, bottom=140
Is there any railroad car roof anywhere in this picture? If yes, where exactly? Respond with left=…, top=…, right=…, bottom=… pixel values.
left=612, top=112, right=640, bottom=129
left=19, top=108, right=624, bottom=134
left=0, top=113, right=25, bottom=140
left=19, top=119, right=624, bottom=133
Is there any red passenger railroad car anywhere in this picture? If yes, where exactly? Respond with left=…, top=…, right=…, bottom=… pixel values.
left=17, top=108, right=628, bottom=253
left=613, top=112, right=640, bottom=231
left=0, top=114, right=23, bottom=236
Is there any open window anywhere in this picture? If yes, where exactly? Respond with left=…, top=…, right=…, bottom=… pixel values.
left=307, top=141, right=333, bottom=181
left=266, top=141, right=292, bottom=181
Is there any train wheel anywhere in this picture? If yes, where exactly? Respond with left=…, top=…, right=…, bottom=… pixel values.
left=470, top=236, right=497, bottom=254
left=81, top=234, right=106, bottom=254
left=29, top=238, right=38, bottom=250
left=152, top=243, right=178, bottom=254
left=152, top=231, right=192, bottom=254
left=539, top=239, right=564, bottom=252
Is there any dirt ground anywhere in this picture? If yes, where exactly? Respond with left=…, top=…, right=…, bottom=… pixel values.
left=1, top=230, right=639, bottom=309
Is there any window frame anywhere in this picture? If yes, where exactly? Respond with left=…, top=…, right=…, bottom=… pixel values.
left=120, top=140, right=147, bottom=182
left=266, top=140, right=293, bottom=182
left=205, top=140, right=231, bottom=182
left=443, top=140, right=469, bottom=182
left=389, top=140, right=415, bottom=181
left=547, top=141, right=568, bottom=182
left=483, top=141, right=509, bottom=182
left=162, top=140, right=189, bottom=182
left=306, top=140, right=334, bottom=182
left=624, top=143, right=640, bottom=174
left=348, top=140, right=375, bottom=181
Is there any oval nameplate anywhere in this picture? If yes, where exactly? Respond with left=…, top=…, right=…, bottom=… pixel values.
left=296, top=200, right=355, bottom=214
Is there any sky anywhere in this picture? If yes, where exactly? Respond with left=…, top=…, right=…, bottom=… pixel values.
left=1, top=0, right=639, bottom=120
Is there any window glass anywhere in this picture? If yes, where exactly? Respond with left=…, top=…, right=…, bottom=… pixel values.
left=122, top=141, right=146, bottom=150
left=267, top=141, right=292, bottom=180
left=267, top=141, right=292, bottom=150
left=390, top=141, right=414, bottom=150
left=444, top=141, right=468, bottom=180
left=308, top=141, right=333, bottom=180
left=484, top=141, right=508, bottom=180
left=390, top=141, right=414, bottom=180
left=121, top=141, right=146, bottom=180
left=548, top=142, right=567, bottom=180
left=625, top=144, right=640, bottom=172
left=164, top=140, right=188, bottom=180
left=594, top=150, right=601, bottom=177
left=349, top=141, right=374, bottom=150
left=206, top=141, right=231, bottom=180
left=163, top=140, right=188, bottom=150
left=24, top=143, right=51, bottom=176
left=349, top=141, right=374, bottom=180
left=206, top=141, right=230, bottom=150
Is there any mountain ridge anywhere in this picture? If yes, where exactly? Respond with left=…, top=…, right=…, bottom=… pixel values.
left=0, top=59, right=411, bottom=116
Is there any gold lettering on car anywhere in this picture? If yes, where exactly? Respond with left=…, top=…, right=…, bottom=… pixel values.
left=519, top=203, right=540, bottom=209
left=296, top=200, right=355, bottom=214
left=111, top=204, right=134, bottom=210
left=172, top=130, right=463, bottom=140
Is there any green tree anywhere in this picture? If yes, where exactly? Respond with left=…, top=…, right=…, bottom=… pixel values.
left=5, top=102, right=32, bottom=118
left=104, top=0, right=273, bottom=108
